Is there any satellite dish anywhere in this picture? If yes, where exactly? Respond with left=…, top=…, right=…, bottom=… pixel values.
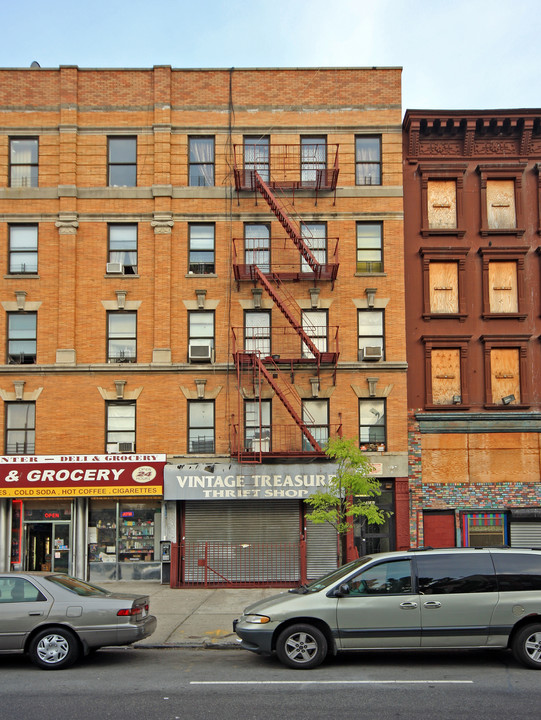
left=30, top=61, right=41, bottom=68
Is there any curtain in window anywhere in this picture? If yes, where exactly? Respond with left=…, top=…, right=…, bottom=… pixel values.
left=190, top=138, right=214, bottom=186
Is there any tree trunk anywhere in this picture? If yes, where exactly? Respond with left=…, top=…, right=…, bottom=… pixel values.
left=338, top=532, right=348, bottom=566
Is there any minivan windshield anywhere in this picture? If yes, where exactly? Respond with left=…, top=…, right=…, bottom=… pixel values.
left=292, top=557, right=373, bottom=593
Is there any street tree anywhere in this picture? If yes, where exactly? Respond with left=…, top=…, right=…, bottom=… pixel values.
left=305, top=436, right=389, bottom=566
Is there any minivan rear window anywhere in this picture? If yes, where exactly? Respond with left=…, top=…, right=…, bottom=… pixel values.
left=416, top=553, right=497, bottom=594
left=491, top=553, right=541, bottom=592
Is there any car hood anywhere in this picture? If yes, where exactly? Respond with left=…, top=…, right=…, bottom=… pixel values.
left=242, top=589, right=322, bottom=616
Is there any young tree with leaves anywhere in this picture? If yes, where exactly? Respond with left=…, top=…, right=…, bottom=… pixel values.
left=305, top=436, right=389, bottom=566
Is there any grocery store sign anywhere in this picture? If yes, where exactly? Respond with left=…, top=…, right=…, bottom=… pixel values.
left=0, top=454, right=166, bottom=498
left=165, top=461, right=383, bottom=501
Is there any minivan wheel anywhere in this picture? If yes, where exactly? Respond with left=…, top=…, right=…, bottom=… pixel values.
left=512, top=623, right=541, bottom=669
left=276, top=623, right=327, bottom=669
left=29, top=628, right=80, bottom=670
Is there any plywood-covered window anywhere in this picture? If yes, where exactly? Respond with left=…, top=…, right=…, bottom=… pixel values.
left=490, top=348, right=520, bottom=405
left=427, top=180, right=456, bottom=229
left=487, top=180, right=516, bottom=229
left=429, top=262, right=458, bottom=314
left=431, top=349, right=461, bottom=405
left=488, top=261, right=518, bottom=313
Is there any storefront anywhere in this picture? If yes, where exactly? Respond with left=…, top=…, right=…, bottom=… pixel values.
left=164, top=460, right=403, bottom=586
left=0, top=454, right=166, bottom=581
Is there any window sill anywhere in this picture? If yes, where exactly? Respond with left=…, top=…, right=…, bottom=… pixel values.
left=186, top=273, right=217, bottom=278
left=4, top=274, right=39, bottom=279
left=104, top=273, right=140, bottom=279
left=482, top=313, right=528, bottom=321
left=354, top=272, right=387, bottom=278
left=424, top=404, right=471, bottom=411
left=420, top=227, right=466, bottom=238
left=423, top=313, right=468, bottom=322
left=480, top=227, right=525, bottom=238
left=483, top=403, right=530, bottom=410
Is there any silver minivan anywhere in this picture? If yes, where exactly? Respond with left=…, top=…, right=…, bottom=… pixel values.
left=233, top=547, right=541, bottom=669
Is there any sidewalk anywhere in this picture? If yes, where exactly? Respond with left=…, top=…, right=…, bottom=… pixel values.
left=100, top=582, right=281, bottom=648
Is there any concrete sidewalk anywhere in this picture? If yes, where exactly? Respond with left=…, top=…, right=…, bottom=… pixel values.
left=100, top=582, right=282, bottom=648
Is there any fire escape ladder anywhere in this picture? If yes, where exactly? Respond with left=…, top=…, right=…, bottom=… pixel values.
left=253, top=172, right=321, bottom=277
left=252, top=354, right=322, bottom=452
left=253, top=267, right=321, bottom=361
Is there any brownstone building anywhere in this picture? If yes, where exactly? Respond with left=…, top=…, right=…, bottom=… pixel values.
left=403, top=109, right=541, bottom=549
left=0, top=65, right=407, bottom=584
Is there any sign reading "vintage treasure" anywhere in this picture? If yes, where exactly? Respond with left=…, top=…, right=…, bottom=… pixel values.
left=0, top=455, right=166, bottom=497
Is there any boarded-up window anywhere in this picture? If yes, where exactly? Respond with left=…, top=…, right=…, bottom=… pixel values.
left=427, top=180, right=457, bottom=229
left=489, top=261, right=518, bottom=313
left=487, top=180, right=516, bottom=229
left=431, top=349, right=461, bottom=405
left=429, top=262, right=458, bottom=313
left=491, top=348, right=520, bottom=404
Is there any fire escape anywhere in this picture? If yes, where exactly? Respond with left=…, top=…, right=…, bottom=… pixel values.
left=232, top=143, right=341, bottom=462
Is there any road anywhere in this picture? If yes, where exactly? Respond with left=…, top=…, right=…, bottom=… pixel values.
left=1, top=646, right=540, bottom=720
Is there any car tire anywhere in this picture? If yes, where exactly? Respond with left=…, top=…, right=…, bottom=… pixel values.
left=28, top=627, right=80, bottom=670
left=512, top=623, right=541, bottom=669
left=276, top=623, right=327, bottom=669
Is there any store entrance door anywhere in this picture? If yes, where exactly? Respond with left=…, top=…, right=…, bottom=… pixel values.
left=25, top=523, right=70, bottom=573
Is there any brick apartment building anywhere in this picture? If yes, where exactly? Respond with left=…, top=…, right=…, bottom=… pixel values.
left=403, top=109, right=541, bottom=549
left=0, top=65, right=407, bottom=584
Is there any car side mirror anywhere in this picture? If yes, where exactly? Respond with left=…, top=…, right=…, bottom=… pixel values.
left=334, top=583, right=351, bottom=597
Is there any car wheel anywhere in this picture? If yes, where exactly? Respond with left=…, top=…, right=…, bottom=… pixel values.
left=512, top=623, right=541, bottom=669
left=276, top=623, right=327, bottom=669
left=29, top=628, right=80, bottom=670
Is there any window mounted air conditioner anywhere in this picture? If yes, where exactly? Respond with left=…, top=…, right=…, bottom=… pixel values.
left=250, top=438, right=270, bottom=452
left=106, top=262, right=124, bottom=274
left=118, top=442, right=135, bottom=452
left=188, top=343, right=212, bottom=362
left=106, top=443, right=119, bottom=453
left=362, top=346, right=383, bottom=361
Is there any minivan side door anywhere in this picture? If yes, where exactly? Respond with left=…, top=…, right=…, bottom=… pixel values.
left=415, top=552, right=498, bottom=647
left=336, top=558, right=421, bottom=649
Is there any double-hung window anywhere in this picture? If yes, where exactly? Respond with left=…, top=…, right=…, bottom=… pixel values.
left=356, top=223, right=383, bottom=273
left=245, top=399, right=271, bottom=452
left=301, top=222, right=326, bottom=273
left=189, top=224, right=215, bottom=274
left=10, top=138, right=38, bottom=187
left=358, top=310, right=384, bottom=361
left=189, top=137, right=215, bottom=186
left=188, top=401, right=215, bottom=454
left=245, top=311, right=271, bottom=356
left=5, top=402, right=35, bottom=454
left=359, top=399, right=386, bottom=451
left=302, top=310, right=327, bottom=359
left=8, top=312, right=37, bottom=364
left=9, top=225, right=38, bottom=274
left=302, top=399, right=329, bottom=450
left=188, top=311, right=214, bottom=362
left=108, top=225, right=137, bottom=275
left=108, top=137, right=137, bottom=186
left=107, top=312, right=137, bottom=363
left=244, top=137, right=269, bottom=182
left=355, top=136, right=381, bottom=185
left=301, top=137, right=326, bottom=186
left=244, top=223, right=270, bottom=273
left=106, top=402, right=136, bottom=453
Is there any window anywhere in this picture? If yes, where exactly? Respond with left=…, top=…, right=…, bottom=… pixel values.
left=479, top=248, right=527, bottom=320
left=427, top=180, right=457, bottom=229
left=9, top=225, right=38, bottom=274
left=359, top=399, right=386, bottom=451
left=108, top=137, right=137, bottom=187
left=300, top=222, right=326, bottom=273
left=245, top=399, right=271, bottom=452
left=0, top=577, right=45, bottom=603
left=428, top=262, right=459, bottom=314
left=356, top=223, right=383, bottom=273
left=420, top=247, right=468, bottom=320
left=422, top=335, right=471, bottom=408
left=108, top=225, right=137, bottom=275
left=188, top=311, right=214, bottom=362
left=106, top=402, right=135, bottom=453
left=244, top=136, right=269, bottom=182
left=10, top=138, right=38, bottom=188
left=5, top=402, right=35, bottom=454
left=481, top=334, right=530, bottom=408
left=188, top=401, right=214, bottom=453
left=245, top=223, right=270, bottom=273
left=419, top=165, right=466, bottom=237
left=492, top=552, right=541, bottom=592
left=107, top=312, right=136, bottom=363
left=245, top=311, right=271, bottom=356
left=7, top=312, right=36, bottom=364
left=478, top=164, right=525, bottom=237
left=189, top=137, right=215, bottom=186
left=416, top=554, right=497, bottom=595
left=355, top=136, right=381, bottom=185
left=348, top=560, right=412, bottom=595
left=358, top=310, right=384, bottom=361
left=462, top=512, right=507, bottom=547
left=189, top=224, right=215, bottom=274
left=301, top=137, right=326, bottom=186
left=302, top=310, right=327, bottom=359
left=302, top=399, right=329, bottom=450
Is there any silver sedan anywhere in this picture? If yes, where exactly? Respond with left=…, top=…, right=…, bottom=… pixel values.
left=0, top=572, right=157, bottom=670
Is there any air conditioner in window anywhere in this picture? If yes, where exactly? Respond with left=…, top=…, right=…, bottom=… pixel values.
left=107, top=443, right=119, bottom=453
left=106, top=262, right=124, bottom=274
left=362, top=346, right=383, bottom=361
left=250, top=438, right=270, bottom=452
left=118, top=442, right=135, bottom=452
left=188, top=344, right=212, bottom=362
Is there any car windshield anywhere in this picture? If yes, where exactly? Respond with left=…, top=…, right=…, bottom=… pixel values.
left=46, top=575, right=110, bottom=597
left=295, top=557, right=374, bottom=593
